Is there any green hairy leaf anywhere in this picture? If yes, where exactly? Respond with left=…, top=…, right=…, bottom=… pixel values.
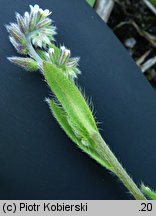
left=47, top=99, right=80, bottom=145
left=43, top=61, right=98, bottom=142
left=47, top=99, right=112, bottom=171
left=7, top=4, right=149, bottom=200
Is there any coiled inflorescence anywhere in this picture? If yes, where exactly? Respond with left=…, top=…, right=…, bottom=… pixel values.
left=6, top=4, right=56, bottom=54
left=7, top=4, right=81, bottom=80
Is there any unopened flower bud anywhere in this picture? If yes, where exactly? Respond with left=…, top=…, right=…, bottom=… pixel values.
left=16, top=13, right=27, bottom=34
left=59, top=46, right=71, bottom=65
left=9, top=36, right=29, bottom=55
left=48, top=48, right=55, bottom=62
left=6, top=23, right=26, bottom=45
left=36, top=18, right=52, bottom=29
left=6, top=4, right=56, bottom=51
left=8, top=57, right=38, bottom=71
left=49, top=48, right=55, bottom=55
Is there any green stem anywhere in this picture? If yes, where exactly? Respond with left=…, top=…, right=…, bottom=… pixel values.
left=92, top=131, right=146, bottom=200
left=25, top=37, right=146, bottom=200
left=26, top=35, right=43, bottom=67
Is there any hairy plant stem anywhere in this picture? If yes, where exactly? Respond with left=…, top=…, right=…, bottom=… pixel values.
left=92, top=131, right=146, bottom=200
left=27, top=35, right=43, bottom=67
left=26, top=38, right=146, bottom=200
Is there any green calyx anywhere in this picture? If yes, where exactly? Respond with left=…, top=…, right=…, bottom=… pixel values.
left=8, top=57, right=38, bottom=71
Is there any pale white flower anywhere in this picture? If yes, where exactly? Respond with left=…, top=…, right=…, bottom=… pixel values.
left=40, top=8, right=52, bottom=17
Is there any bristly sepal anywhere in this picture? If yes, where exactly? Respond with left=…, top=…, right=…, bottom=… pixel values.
left=8, top=57, right=38, bottom=71
left=46, top=97, right=113, bottom=171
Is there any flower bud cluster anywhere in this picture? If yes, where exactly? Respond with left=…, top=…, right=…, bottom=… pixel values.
left=6, top=4, right=56, bottom=54
left=46, top=46, right=81, bottom=79
left=7, top=5, right=80, bottom=80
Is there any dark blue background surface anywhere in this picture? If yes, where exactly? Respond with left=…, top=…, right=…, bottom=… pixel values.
left=0, top=0, right=156, bottom=199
